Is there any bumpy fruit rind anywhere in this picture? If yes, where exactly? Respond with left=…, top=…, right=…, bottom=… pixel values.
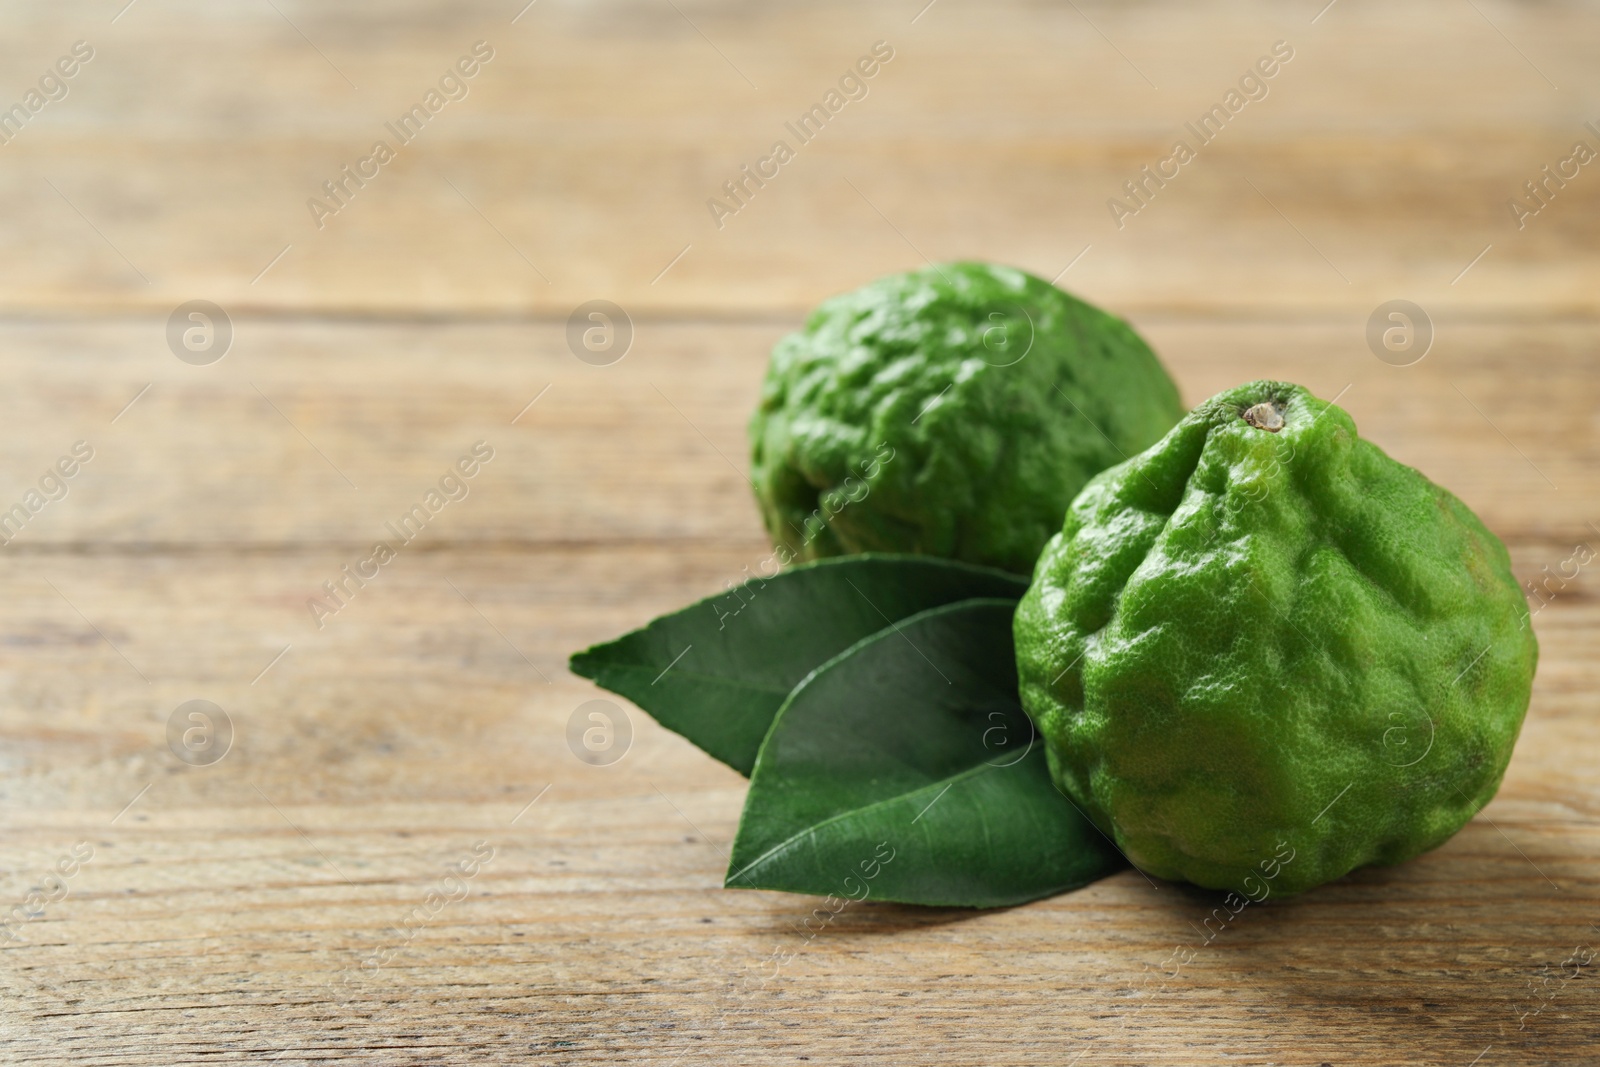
left=749, top=262, right=1185, bottom=575
left=1013, top=380, right=1537, bottom=896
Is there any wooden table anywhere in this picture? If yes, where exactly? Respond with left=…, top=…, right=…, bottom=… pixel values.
left=2, top=1, right=1595, bottom=1063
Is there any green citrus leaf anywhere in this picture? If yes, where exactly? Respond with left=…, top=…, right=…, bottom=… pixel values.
left=568, top=554, right=1028, bottom=776
left=725, top=599, right=1127, bottom=907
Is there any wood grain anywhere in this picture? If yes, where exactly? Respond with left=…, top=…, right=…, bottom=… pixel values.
left=1, top=1, right=1597, bottom=1064
left=2, top=0, right=1599, bottom=316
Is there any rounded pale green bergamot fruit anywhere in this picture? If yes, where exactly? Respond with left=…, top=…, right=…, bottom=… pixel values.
left=1014, top=380, right=1537, bottom=896
left=748, top=262, right=1185, bottom=575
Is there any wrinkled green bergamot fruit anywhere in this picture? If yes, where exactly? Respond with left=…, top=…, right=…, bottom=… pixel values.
left=749, top=262, right=1185, bottom=575
left=1014, top=379, right=1537, bottom=896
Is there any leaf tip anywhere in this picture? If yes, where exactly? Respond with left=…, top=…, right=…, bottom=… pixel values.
left=567, top=643, right=606, bottom=680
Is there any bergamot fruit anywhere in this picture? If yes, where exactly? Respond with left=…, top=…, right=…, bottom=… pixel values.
left=748, top=262, right=1185, bottom=575
left=1013, top=380, right=1537, bottom=896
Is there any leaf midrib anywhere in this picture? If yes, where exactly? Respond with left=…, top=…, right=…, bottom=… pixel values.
left=590, top=659, right=797, bottom=695
left=728, top=759, right=1010, bottom=886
